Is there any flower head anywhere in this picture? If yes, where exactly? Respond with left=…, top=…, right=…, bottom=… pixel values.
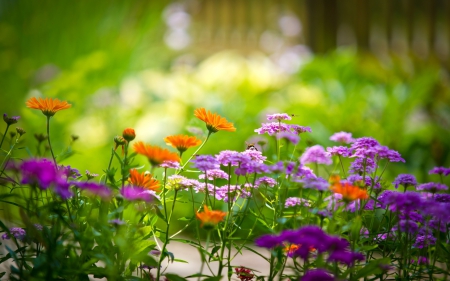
left=300, top=145, right=332, bottom=165
left=26, top=97, right=71, bottom=117
left=128, top=169, right=160, bottom=191
left=2, top=227, right=26, bottom=241
left=164, top=135, right=201, bottom=153
left=330, top=175, right=368, bottom=202
left=196, top=205, right=227, bottom=229
left=74, top=182, right=112, bottom=199
left=429, top=166, right=450, bottom=176
left=393, top=174, right=417, bottom=189
left=330, top=131, right=354, bottom=143
left=120, top=186, right=159, bottom=202
left=16, top=127, right=26, bottom=136
left=133, top=141, right=180, bottom=167
left=194, top=108, right=236, bottom=133
left=234, top=266, right=254, bottom=281
left=191, top=155, right=220, bottom=171
left=3, top=114, right=20, bottom=125
left=302, top=269, right=335, bottom=281
left=122, top=128, right=136, bottom=142
left=417, top=182, right=448, bottom=193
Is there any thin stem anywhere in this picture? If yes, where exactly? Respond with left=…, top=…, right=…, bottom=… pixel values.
left=338, top=155, right=347, bottom=178
left=198, top=231, right=211, bottom=281
left=178, top=131, right=212, bottom=174
left=0, top=124, right=10, bottom=149
left=46, top=116, right=58, bottom=169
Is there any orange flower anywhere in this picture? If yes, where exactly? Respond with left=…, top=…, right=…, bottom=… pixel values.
left=122, top=128, right=136, bottom=142
left=196, top=205, right=227, bottom=229
left=283, top=244, right=316, bottom=257
left=133, top=141, right=180, bottom=166
left=128, top=169, right=160, bottom=191
left=164, top=135, right=201, bottom=153
left=26, top=97, right=71, bottom=117
left=330, top=175, right=369, bottom=202
left=194, top=108, right=236, bottom=133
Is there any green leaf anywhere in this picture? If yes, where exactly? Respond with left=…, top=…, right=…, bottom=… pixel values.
left=350, top=215, right=362, bottom=240
left=173, top=258, right=188, bottom=263
left=208, top=246, right=221, bottom=262
left=178, top=216, right=192, bottom=221
left=354, top=257, right=391, bottom=279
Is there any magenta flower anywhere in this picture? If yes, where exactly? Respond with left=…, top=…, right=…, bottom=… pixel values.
left=285, top=197, right=311, bottom=208
left=300, top=145, right=332, bottom=165
left=191, top=155, right=220, bottom=171
left=120, top=186, right=159, bottom=202
left=302, top=269, right=335, bottom=281
left=429, top=166, right=450, bottom=176
left=326, top=146, right=352, bottom=157
left=277, top=131, right=300, bottom=145
left=255, top=176, right=277, bottom=188
left=198, top=169, right=229, bottom=180
left=393, top=174, right=417, bottom=189
left=266, top=113, right=292, bottom=121
left=417, top=182, right=448, bottom=193
left=329, top=131, right=354, bottom=143
left=75, top=182, right=112, bottom=199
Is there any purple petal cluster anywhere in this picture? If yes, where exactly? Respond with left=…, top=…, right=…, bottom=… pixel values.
left=329, top=131, right=354, bottom=144
left=417, top=182, right=448, bottom=193
left=198, top=169, right=229, bottom=180
left=290, top=125, right=312, bottom=134
left=276, top=131, right=300, bottom=145
left=255, top=226, right=364, bottom=266
left=292, top=164, right=316, bottom=180
left=3, top=113, right=20, bottom=125
left=414, top=235, right=436, bottom=249
left=120, top=186, right=159, bottom=202
left=191, top=155, right=220, bottom=171
left=326, top=146, right=352, bottom=157
left=411, top=256, right=428, bottom=265
left=235, top=161, right=269, bottom=176
left=74, top=182, right=112, bottom=199
left=241, top=150, right=267, bottom=163
left=300, top=177, right=329, bottom=191
left=392, top=174, right=417, bottom=189
left=255, top=123, right=311, bottom=136
left=255, top=176, right=277, bottom=188
left=20, top=159, right=59, bottom=189
left=302, top=269, right=335, bottom=281
left=349, top=157, right=377, bottom=174
left=285, top=197, right=311, bottom=208
left=266, top=113, right=292, bottom=121
left=300, top=145, right=332, bottom=165
left=160, top=161, right=180, bottom=169
left=216, top=150, right=249, bottom=166
left=2, top=227, right=26, bottom=241
left=214, top=184, right=250, bottom=202
left=428, top=166, right=450, bottom=176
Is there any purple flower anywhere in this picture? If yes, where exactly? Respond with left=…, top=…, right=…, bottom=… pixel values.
left=255, top=234, right=283, bottom=248
left=300, top=177, right=329, bottom=191
left=329, top=131, right=354, bottom=144
left=285, top=197, right=311, bottom=208
left=60, top=165, right=81, bottom=179
left=255, top=176, right=277, bottom=188
left=74, top=182, right=112, bottom=199
left=266, top=113, right=292, bottom=121
left=215, top=150, right=244, bottom=166
left=198, top=169, right=229, bottom=180
left=411, top=256, right=428, bottom=265
left=429, top=166, right=450, bottom=176
left=54, top=181, right=73, bottom=200
left=399, top=220, right=419, bottom=233
left=293, top=164, right=316, bottom=179
left=235, top=161, right=269, bottom=175
left=3, top=113, right=20, bottom=125
left=393, top=174, right=417, bottom=189
left=326, top=146, right=352, bottom=157
left=191, top=155, right=220, bottom=171
left=327, top=251, right=365, bottom=266
left=434, top=194, right=450, bottom=203
left=375, top=146, right=405, bottom=162
left=120, top=186, right=159, bottom=202
left=2, top=227, right=26, bottom=241
left=241, top=150, right=267, bottom=163
left=33, top=224, right=43, bottom=231
left=347, top=174, right=381, bottom=189
left=383, top=191, right=423, bottom=213
left=285, top=161, right=296, bottom=175
left=289, top=125, right=312, bottom=134
left=20, top=158, right=59, bottom=189
left=255, top=122, right=291, bottom=136
left=269, top=161, right=285, bottom=173
left=160, top=161, right=180, bottom=169
left=302, top=269, right=335, bottom=281
left=350, top=137, right=380, bottom=150
left=300, top=145, right=332, bottom=165
left=417, top=182, right=448, bottom=193
left=349, top=157, right=377, bottom=174
left=414, top=235, right=436, bottom=249
left=276, top=131, right=300, bottom=145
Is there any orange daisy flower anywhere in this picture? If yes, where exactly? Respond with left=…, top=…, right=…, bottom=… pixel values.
left=164, top=135, right=202, bottom=154
left=26, top=97, right=71, bottom=117
left=196, top=205, right=227, bottom=230
left=133, top=141, right=180, bottom=167
left=128, top=169, right=160, bottom=191
left=194, top=108, right=236, bottom=133
left=330, top=175, right=369, bottom=202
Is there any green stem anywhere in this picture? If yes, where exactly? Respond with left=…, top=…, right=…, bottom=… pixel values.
left=46, top=116, right=58, bottom=169
left=0, top=124, right=10, bottom=149
left=178, top=131, right=212, bottom=174
left=338, top=155, right=347, bottom=178
left=198, top=231, right=211, bottom=281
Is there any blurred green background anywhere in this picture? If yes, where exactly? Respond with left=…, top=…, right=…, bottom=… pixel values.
left=1, top=0, right=450, bottom=184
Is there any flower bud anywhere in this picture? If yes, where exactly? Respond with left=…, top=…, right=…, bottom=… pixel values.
left=16, top=127, right=26, bottom=136
left=122, top=128, right=136, bottom=142
left=34, top=133, right=48, bottom=143
left=3, top=114, right=19, bottom=125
